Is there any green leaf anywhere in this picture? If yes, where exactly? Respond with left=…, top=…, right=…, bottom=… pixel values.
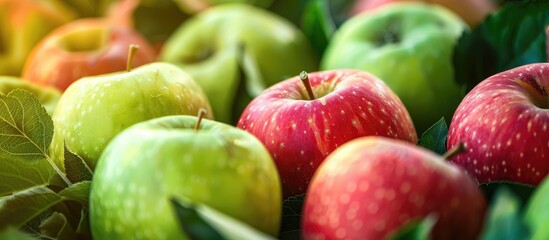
left=525, top=175, right=549, bottom=240
left=48, top=172, right=68, bottom=190
left=0, top=227, right=35, bottom=240
left=0, top=89, right=59, bottom=195
left=301, top=0, right=336, bottom=58
left=0, top=185, right=63, bottom=229
left=0, top=158, right=54, bottom=196
left=279, top=194, right=305, bottom=240
left=171, top=198, right=226, bottom=240
left=39, top=212, right=77, bottom=240
left=418, top=118, right=448, bottom=155
left=388, top=215, right=437, bottom=240
left=0, top=89, right=53, bottom=161
left=171, top=198, right=275, bottom=240
left=481, top=186, right=530, bottom=240
left=453, top=0, right=549, bottom=91
left=58, top=181, right=91, bottom=204
left=76, top=207, right=92, bottom=240
left=64, top=145, right=93, bottom=183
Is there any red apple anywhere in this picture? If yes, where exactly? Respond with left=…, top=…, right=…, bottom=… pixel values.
left=302, top=136, right=486, bottom=240
left=349, top=0, right=497, bottom=27
left=21, top=18, right=156, bottom=91
left=237, top=70, right=417, bottom=198
left=447, top=63, right=549, bottom=186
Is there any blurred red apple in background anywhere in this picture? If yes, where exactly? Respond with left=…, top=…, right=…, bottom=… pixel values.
left=22, top=18, right=156, bottom=91
left=238, top=70, right=417, bottom=198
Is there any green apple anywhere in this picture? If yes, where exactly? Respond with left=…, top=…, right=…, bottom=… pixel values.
left=0, top=76, right=61, bottom=115
left=349, top=0, right=497, bottom=27
left=321, top=2, right=467, bottom=133
left=0, top=0, right=75, bottom=76
left=160, top=3, right=319, bottom=124
left=50, top=62, right=213, bottom=170
left=90, top=115, right=282, bottom=239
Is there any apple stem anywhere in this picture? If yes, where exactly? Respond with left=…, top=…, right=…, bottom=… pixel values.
left=126, top=44, right=139, bottom=72
left=300, top=71, right=315, bottom=100
left=442, top=142, right=466, bottom=160
left=194, top=108, right=207, bottom=132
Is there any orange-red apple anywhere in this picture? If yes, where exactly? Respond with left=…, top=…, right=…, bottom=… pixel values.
left=22, top=18, right=156, bottom=91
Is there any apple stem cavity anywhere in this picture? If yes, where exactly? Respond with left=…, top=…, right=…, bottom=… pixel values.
left=442, top=142, right=466, bottom=160
left=300, top=71, right=315, bottom=100
left=194, top=108, right=207, bottom=132
left=126, top=44, right=139, bottom=72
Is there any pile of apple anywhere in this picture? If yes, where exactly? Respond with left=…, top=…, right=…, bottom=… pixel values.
left=1, top=0, right=548, bottom=239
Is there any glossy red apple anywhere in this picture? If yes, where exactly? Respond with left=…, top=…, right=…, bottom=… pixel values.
left=22, top=18, right=156, bottom=91
left=237, top=70, right=417, bottom=198
left=302, top=136, right=486, bottom=240
left=349, top=0, right=497, bottom=27
left=447, top=63, right=549, bottom=186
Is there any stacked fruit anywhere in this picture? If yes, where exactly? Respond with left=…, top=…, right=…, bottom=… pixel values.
left=0, top=0, right=548, bottom=239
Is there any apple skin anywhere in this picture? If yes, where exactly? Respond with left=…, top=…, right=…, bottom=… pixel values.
left=349, top=0, right=497, bottom=27
left=160, top=3, right=319, bottom=124
left=0, top=76, right=61, bottom=115
left=447, top=63, right=549, bottom=186
left=22, top=18, right=157, bottom=91
left=321, top=2, right=467, bottom=133
left=302, top=136, right=487, bottom=240
left=90, top=115, right=282, bottom=239
left=50, top=62, right=213, bottom=170
left=237, top=69, right=417, bottom=198
left=0, top=0, right=75, bottom=76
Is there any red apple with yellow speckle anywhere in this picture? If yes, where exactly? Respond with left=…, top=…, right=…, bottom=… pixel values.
left=302, top=136, right=486, bottom=240
left=447, top=63, right=549, bottom=185
left=237, top=70, right=417, bottom=198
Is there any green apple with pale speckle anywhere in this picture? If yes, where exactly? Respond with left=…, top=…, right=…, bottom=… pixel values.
left=321, top=2, right=467, bottom=133
left=49, top=61, right=213, bottom=170
left=90, top=115, right=282, bottom=239
left=160, top=3, right=318, bottom=124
